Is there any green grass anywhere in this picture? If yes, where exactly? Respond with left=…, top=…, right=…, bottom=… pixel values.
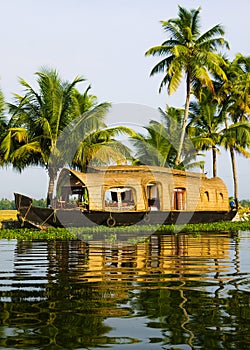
left=0, top=220, right=250, bottom=241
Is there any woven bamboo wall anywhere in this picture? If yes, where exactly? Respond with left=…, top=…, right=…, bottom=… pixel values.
left=60, top=166, right=229, bottom=212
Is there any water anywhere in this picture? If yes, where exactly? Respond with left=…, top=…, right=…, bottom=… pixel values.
left=0, top=231, right=249, bottom=349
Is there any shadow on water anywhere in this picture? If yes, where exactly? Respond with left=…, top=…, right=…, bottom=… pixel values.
left=0, top=231, right=250, bottom=349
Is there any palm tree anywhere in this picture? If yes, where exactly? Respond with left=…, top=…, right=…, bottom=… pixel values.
left=0, top=127, right=41, bottom=170
left=145, top=5, right=229, bottom=166
left=0, top=88, right=10, bottom=166
left=188, top=88, right=224, bottom=177
left=221, top=122, right=250, bottom=208
left=0, top=93, right=6, bottom=165
left=71, top=126, right=135, bottom=172
left=131, top=122, right=176, bottom=168
left=217, top=54, right=250, bottom=208
left=0, top=88, right=6, bottom=137
left=2, top=67, right=110, bottom=206
left=189, top=57, right=250, bottom=208
left=131, top=105, right=203, bottom=170
left=220, top=54, right=250, bottom=122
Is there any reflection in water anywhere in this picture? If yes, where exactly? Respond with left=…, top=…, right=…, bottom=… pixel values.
left=0, top=232, right=249, bottom=349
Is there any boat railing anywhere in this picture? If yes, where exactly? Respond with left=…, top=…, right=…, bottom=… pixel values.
left=105, top=201, right=135, bottom=211
left=55, top=200, right=88, bottom=210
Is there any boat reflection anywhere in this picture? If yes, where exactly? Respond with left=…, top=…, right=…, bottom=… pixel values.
left=73, top=233, right=234, bottom=284
left=1, top=231, right=249, bottom=350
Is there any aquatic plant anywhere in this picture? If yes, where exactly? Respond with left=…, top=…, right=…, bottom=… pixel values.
left=0, top=220, right=250, bottom=241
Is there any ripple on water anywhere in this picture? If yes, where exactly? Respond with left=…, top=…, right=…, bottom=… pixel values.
left=0, top=233, right=249, bottom=350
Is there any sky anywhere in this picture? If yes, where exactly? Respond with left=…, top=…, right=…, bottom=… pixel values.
left=0, top=0, right=250, bottom=200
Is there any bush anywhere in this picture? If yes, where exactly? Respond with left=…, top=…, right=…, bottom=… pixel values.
left=240, top=199, right=250, bottom=207
left=0, top=199, right=16, bottom=210
left=0, top=198, right=46, bottom=209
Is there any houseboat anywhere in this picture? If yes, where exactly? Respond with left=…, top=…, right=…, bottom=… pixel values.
left=14, top=165, right=237, bottom=228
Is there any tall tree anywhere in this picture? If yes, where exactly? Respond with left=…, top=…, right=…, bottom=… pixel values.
left=220, top=54, right=250, bottom=122
left=0, top=88, right=7, bottom=163
left=2, top=67, right=110, bottom=205
left=131, top=105, right=203, bottom=170
left=145, top=5, right=229, bottom=166
left=71, top=126, right=135, bottom=172
left=188, top=89, right=224, bottom=177
left=221, top=122, right=250, bottom=208
left=218, top=54, right=250, bottom=208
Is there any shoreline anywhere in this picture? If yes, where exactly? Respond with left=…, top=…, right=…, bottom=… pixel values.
left=0, top=220, right=250, bottom=241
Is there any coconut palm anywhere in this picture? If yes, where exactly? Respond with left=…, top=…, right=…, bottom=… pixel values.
left=221, top=122, right=250, bottom=208
left=2, top=67, right=110, bottom=205
left=0, top=89, right=6, bottom=137
left=131, top=105, right=203, bottom=170
left=71, top=126, right=135, bottom=172
left=0, top=89, right=7, bottom=161
left=0, top=89, right=8, bottom=165
left=0, top=127, right=41, bottom=169
left=130, top=120, right=177, bottom=168
left=188, top=88, right=224, bottom=177
left=217, top=54, right=250, bottom=208
left=145, top=5, right=229, bottom=166
left=219, top=54, right=250, bottom=122
left=190, top=57, right=250, bottom=208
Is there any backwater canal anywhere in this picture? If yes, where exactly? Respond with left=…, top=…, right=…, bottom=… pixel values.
left=0, top=231, right=249, bottom=350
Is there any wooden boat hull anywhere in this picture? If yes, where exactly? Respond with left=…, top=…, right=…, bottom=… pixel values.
left=14, top=193, right=237, bottom=229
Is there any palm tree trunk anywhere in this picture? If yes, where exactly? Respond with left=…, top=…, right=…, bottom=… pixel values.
left=212, top=147, right=217, bottom=177
left=175, top=73, right=191, bottom=166
left=229, top=146, right=239, bottom=209
left=224, top=117, right=239, bottom=209
left=46, top=167, right=57, bottom=207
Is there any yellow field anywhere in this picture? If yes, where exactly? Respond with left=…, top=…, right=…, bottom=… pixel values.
left=0, top=210, right=17, bottom=228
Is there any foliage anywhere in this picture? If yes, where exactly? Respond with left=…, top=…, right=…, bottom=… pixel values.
left=1, top=68, right=111, bottom=206
left=189, top=88, right=224, bottom=177
left=1, top=220, right=250, bottom=240
left=145, top=5, right=229, bottom=166
left=131, top=106, right=204, bottom=170
left=0, top=198, right=46, bottom=209
left=0, top=89, right=6, bottom=135
left=0, top=228, right=77, bottom=240
left=0, top=88, right=7, bottom=164
left=0, top=6, right=250, bottom=212
left=240, top=199, right=250, bottom=207
left=215, top=54, right=250, bottom=207
left=71, top=126, right=135, bottom=172
left=0, top=198, right=16, bottom=210
left=1, top=68, right=136, bottom=206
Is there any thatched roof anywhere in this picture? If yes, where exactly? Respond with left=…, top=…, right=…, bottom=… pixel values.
left=56, top=165, right=229, bottom=212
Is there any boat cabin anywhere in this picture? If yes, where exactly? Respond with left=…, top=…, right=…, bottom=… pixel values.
left=55, top=165, right=230, bottom=213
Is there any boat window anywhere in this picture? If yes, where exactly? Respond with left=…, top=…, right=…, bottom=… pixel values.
left=204, top=191, right=209, bottom=201
left=219, top=192, right=224, bottom=201
left=105, top=187, right=135, bottom=211
left=146, top=182, right=161, bottom=210
left=173, top=188, right=186, bottom=210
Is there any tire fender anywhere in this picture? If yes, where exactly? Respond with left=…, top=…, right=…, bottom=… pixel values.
left=107, top=216, right=116, bottom=227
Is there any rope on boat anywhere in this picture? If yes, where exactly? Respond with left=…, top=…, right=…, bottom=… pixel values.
left=40, top=209, right=57, bottom=226
left=21, top=202, right=33, bottom=227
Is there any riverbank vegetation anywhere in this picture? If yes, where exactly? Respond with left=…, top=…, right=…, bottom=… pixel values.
left=1, top=5, right=250, bottom=211
left=0, top=220, right=250, bottom=241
